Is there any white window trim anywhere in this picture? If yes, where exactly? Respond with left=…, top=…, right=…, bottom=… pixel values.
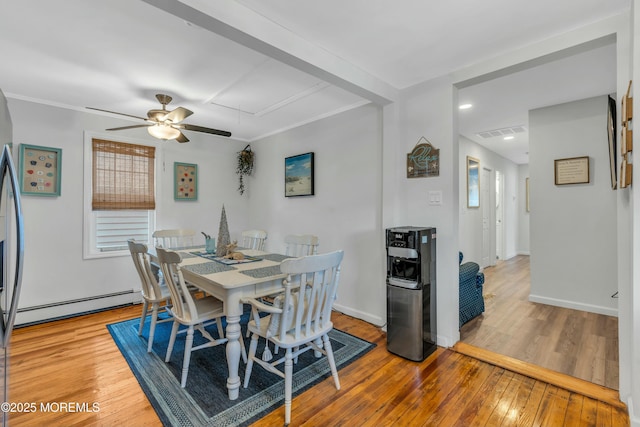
left=83, top=131, right=161, bottom=259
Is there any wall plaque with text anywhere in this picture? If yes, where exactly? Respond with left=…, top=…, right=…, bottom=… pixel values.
left=407, top=137, right=439, bottom=178
left=554, top=156, right=590, bottom=185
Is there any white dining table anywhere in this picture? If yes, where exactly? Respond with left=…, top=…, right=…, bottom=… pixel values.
left=149, top=246, right=289, bottom=400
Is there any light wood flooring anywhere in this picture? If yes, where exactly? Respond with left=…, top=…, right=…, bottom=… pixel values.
left=460, top=255, right=619, bottom=390
left=7, top=303, right=628, bottom=426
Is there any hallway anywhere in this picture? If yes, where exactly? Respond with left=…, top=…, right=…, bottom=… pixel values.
left=459, top=255, right=619, bottom=390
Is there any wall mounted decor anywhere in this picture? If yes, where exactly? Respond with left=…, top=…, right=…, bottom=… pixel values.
left=466, top=156, right=480, bottom=208
left=285, top=152, right=314, bottom=197
left=526, top=177, right=530, bottom=212
left=622, top=80, right=633, bottom=125
left=620, top=80, right=633, bottom=189
left=607, top=95, right=617, bottom=190
left=174, top=162, right=198, bottom=200
left=407, top=137, right=439, bottom=178
left=621, top=158, right=632, bottom=189
left=19, top=143, right=62, bottom=196
left=236, top=144, right=254, bottom=195
left=554, top=156, right=590, bottom=185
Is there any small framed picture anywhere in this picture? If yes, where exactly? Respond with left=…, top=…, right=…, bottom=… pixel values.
left=466, top=156, right=480, bottom=208
left=285, top=152, right=314, bottom=197
left=554, top=156, right=590, bottom=185
left=19, top=144, right=62, bottom=196
left=174, top=162, right=198, bottom=200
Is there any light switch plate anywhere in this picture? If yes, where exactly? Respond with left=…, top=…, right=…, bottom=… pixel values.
left=428, top=190, right=442, bottom=206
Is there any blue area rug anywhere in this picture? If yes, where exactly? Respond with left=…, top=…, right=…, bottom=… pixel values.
left=107, top=312, right=374, bottom=426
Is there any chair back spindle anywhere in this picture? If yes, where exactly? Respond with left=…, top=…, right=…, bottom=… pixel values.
left=128, top=240, right=163, bottom=301
left=241, top=229, right=267, bottom=250
left=284, top=234, right=319, bottom=257
left=153, top=229, right=196, bottom=249
left=156, top=247, right=195, bottom=321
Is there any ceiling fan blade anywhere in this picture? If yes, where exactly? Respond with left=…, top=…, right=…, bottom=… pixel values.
left=181, top=124, right=232, bottom=138
left=106, top=124, right=151, bottom=131
left=86, top=107, right=147, bottom=121
left=176, top=132, right=189, bottom=143
left=162, top=107, right=193, bottom=124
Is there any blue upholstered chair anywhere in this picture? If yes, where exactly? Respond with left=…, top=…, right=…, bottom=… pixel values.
left=459, top=252, right=485, bottom=328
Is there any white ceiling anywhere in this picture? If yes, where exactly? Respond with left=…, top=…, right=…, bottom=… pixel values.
left=459, top=41, right=618, bottom=164
left=0, top=0, right=629, bottom=158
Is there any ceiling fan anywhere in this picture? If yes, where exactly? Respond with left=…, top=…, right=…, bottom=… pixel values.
left=87, top=94, right=231, bottom=143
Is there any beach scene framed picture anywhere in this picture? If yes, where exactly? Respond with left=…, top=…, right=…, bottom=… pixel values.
left=285, top=152, right=314, bottom=197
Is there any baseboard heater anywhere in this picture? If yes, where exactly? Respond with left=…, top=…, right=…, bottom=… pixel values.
left=16, top=290, right=139, bottom=326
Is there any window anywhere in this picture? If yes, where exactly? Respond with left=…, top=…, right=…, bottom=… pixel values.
left=83, top=133, right=157, bottom=258
left=92, top=139, right=155, bottom=210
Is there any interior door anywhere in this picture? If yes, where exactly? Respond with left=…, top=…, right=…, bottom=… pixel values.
left=495, top=170, right=504, bottom=260
left=481, top=167, right=491, bottom=268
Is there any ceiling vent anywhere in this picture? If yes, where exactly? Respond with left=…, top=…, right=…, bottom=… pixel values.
left=476, top=125, right=526, bottom=139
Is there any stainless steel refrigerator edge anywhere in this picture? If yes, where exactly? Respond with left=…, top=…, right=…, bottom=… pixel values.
left=0, top=89, right=25, bottom=427
left=386, top=227, right=437, bottom=361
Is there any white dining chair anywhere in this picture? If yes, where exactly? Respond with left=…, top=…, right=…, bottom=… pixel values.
left=242, top=250, right=344, bottom=425
left=127, top=240, right=173, bottom=353
left=153, top=229, right=196, bottom=249
left=284, top=234, right=319, bottom=257
left=156, top=247, right=228, bottom=388
left=241, top=229, right=267, bottom=250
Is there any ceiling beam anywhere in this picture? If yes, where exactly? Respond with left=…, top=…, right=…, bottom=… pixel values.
left=142, top=0, right=398, bottom=105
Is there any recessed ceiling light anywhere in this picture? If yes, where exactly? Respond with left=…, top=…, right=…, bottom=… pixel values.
left=459, top=103, right=473, bottom=110
left=503, top=136, right=515, bottom=140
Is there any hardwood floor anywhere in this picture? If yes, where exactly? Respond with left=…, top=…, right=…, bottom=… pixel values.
left=460, top=255, right=619, bottom=390
left=7, top=303, right=628, bottom=426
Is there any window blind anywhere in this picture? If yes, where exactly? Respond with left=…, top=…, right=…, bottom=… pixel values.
left=95, top=210, right=150, bottom=252
left=92, top=138, right=155, bottom=210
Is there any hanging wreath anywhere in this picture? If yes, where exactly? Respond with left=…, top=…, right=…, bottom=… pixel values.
left=236, top=145, right=254, bottom=195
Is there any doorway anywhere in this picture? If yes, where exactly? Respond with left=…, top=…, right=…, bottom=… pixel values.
left=455, top=36, right=619, bottom=389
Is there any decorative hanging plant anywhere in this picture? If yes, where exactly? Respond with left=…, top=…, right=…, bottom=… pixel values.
left=236, top=145, right=254, bottom=195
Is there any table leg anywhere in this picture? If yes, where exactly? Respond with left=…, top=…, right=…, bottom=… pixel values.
left=225, top=313, right=242, bottom=400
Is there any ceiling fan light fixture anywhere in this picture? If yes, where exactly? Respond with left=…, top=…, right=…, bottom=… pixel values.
left=147, top=123, right=180, bottom=140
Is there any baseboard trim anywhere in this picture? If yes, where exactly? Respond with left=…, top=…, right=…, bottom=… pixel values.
left=453, top=342, right=626, bottom=410
left=528, top=294, right=618, bottom=317
left=15, top=291, right=140, bottom=326
left=333, top=303, right=384, bottom=327
left=629, top=397, right=640, bottom=427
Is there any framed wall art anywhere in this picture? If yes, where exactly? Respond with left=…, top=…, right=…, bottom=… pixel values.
left=285, top=152, right=314, bottom=197
left=19, top=143, right=62, bottom=196
left=174, top=162, right=198, bottom=200
left=554, top=156, right=589, bottom=185
left=526, top=177, right=530, bottom=212
left=467, top=156, right=480, bottom=208
left=406, top=137, right=440, bottom=178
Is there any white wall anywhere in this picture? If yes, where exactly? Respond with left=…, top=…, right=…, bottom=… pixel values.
left=399, top=76, right=460, bottom=347
left=7, top=98, right=249, bottom=324
left=529, top=95, right=618, bottom=316
left=249, top=104, right=386, bottom=325
left=0, top=90, right=10, bottom=145
left=458, top=136, right=520, bottom=266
